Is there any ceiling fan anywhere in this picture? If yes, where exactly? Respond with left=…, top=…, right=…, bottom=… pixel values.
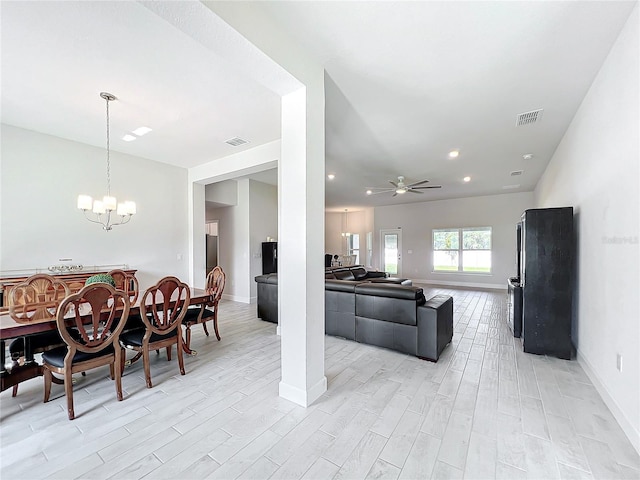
left=366, top=176, right=442, bottom=197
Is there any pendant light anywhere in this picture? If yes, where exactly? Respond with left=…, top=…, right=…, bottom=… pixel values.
left=77, top=92, right=136, bottom=230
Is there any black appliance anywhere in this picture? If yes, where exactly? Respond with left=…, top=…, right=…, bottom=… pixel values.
left=520, top=207, right=574, bottom=359
left=262, top=241, right=277, bottom=274
left=507, top=277, right=523, bottom=337
left=507, top=223, right=523, bottom=337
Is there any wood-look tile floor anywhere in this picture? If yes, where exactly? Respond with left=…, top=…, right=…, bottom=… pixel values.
left=1, top=287, right=638, bottom=479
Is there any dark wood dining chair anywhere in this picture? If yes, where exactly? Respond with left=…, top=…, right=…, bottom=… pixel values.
left=182, top=266, right=226, bottom=354
left=107, top=269, right=139, bottom=305
left=119, top=276, right=191, bottom=388
left=42, top=283, right=130, bottom=420
left=8, top=274, right=72, bottom=397
left=107, top=268, right=145, bottom=335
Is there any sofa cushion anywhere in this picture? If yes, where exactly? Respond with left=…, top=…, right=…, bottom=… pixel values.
left=325, top=279, right=359, bottom=292
left=368, top=277, right=412, bottom=286
left=333, top=269, right=355, bottom=281
left=351, top=267, right=368, bottom=280
left=355, top=283, right=424, bottom=301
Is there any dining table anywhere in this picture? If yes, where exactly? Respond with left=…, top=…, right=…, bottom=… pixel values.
left=0, top=287, right=212, bottom=393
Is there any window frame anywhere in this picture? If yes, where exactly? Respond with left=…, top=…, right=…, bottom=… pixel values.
left=432, top=227, right=492, bottom=274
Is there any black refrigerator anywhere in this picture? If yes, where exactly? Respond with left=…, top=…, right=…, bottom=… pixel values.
left=520, top=207, right=574, bottom=359
left=262, top=242, right=277, bottom=274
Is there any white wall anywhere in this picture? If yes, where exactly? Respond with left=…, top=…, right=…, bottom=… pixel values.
left=535, top=4, right=639, bottom=452
left=374, top=192, right=534, bottom=288
left=206, top=179, right=277, bottom=303
left=205, top=180, right=238, bottom=206
left=249, top=179, right=278, bottom=299
left=325, top=212, right=343, bottom=256
left=325, top=208, right=373, bottom=262
left=206, top=179, right=250, bottom=303
left=0, top=125, right=189, bottom=291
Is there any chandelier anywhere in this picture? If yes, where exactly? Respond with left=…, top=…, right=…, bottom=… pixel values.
left=77, top=92, right=136, bottom=231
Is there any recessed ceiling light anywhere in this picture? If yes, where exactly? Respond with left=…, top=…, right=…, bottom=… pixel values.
left=122, top=134, right=136, bottom=142
left=327, top=173, right=335, bottom=180
left=523, top=153, right=534, bottom=160
left=132, top=126, right=152, bottom=136
left=448, top=150, right=459, bottom=159
left=366, top=190, right=372, bottom=195
left=463, top=176, right=471, bottom=182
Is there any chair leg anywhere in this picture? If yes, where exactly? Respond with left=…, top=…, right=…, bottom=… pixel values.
left=12, top=384, right=19, bottom=397
left=64, top=363, right=75, bottom=420
left=43, top=367, right=52, bottom=403
left=109, top=363, right=115, bottom=380
left=166, top=346, right=172, bottom=361
left=202, top=322, right=209, bottom=337
left=176, top=339, right=185, bottom=376
left=114, top=348, right=124, bottom=401
left=213, top=312, right=221, bottom=341
left=185, top=325, right=192, bottom=351
left=143, top=348, right=152, bottom=389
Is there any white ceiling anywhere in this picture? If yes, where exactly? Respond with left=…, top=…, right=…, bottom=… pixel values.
left=2, top=1, right=636, bottom=211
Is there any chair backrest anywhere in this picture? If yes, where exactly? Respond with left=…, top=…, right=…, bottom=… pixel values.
left=9, top=274, right=71, bottom=323
left=108, top=269, right=139, bottom=305
left=56, top=283, right=130, bottom=354
left=205, top=266, right=226, bottom=305
left=140, top=276, right=191, bottom=335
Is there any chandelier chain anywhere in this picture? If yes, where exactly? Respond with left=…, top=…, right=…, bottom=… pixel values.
left=105, top=94, right=111, bottom=197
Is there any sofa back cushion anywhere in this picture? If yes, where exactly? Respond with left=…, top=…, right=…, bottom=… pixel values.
left=333, top=269, right=355, bottom=281
left=354, top=284, right=425, bottom=326
left=350, top=267, right=368, bottom=280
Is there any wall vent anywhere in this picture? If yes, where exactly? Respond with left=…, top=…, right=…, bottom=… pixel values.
left=503, top=184, right=520, bottom=190
left=225, top=137, right=249, bottom=147
left=516, top=109, right=543, bottom=126
left=510, top=170, right=523, bottom=176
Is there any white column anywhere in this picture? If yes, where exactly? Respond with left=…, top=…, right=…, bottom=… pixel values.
left=188, top=182, right=206, bottom=289
left=278, top=84, right=327, bottom=406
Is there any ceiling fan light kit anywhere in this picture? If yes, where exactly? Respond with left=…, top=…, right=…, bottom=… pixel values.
left=366, top=176, right=442, bottom=197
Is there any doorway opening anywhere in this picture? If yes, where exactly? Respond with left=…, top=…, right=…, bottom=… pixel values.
left=206, top=221, right=219, bottom=274
left=380, top=228, right=402, bottom=276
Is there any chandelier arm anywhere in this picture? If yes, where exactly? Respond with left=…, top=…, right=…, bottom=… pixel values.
left=109, top=214, right=133, bottom=227
left=82, top=210, right=109, bottom=227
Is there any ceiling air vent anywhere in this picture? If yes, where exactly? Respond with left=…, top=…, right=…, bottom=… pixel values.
left=510, top=170, right=523, bottom=176
left=225, top=137, right=249, bottom=147
left=503, top=184, right=520, bottom=190
left=516, top=109, right=544, bottom=126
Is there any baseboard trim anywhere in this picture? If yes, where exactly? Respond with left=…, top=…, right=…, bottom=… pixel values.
left=577, top=350, right=640, bottom=455
left=221, top=293, right=251, bottom=304
left=279, top=376, right=327, bottom=407
left=412, top=278, right=507, bottom=290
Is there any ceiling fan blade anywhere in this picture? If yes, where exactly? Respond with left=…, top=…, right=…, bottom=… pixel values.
left=408, top=189, right=424, bottom=194
left=367, top=189, right=393, bottom=195
left=406, top=179, right=429, bottom=187
left=412, top=185, right=442, bottom=189
left=389, top=181, right=398, bottom=187
left=392, top=192, right=398, bottom=197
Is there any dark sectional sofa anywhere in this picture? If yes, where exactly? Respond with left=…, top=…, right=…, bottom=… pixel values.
left=255, top=266, right=453, bottom=361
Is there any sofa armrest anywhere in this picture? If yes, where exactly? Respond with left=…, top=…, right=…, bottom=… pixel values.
left=417, top=295, right=453, bottom=361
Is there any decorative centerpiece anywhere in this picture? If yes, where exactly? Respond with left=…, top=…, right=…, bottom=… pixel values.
left=84, top=274, right=116, bottom=287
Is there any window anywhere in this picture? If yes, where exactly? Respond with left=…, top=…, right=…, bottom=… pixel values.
left=433, top=227, right=492, bottom=273
left=348, top=233, right=360, bottom=265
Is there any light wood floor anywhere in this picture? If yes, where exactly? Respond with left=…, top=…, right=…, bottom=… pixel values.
left=1, top=287, right=638, bottom=479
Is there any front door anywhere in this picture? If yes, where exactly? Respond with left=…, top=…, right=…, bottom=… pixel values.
left=381, top=229, right=402, bottom=276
